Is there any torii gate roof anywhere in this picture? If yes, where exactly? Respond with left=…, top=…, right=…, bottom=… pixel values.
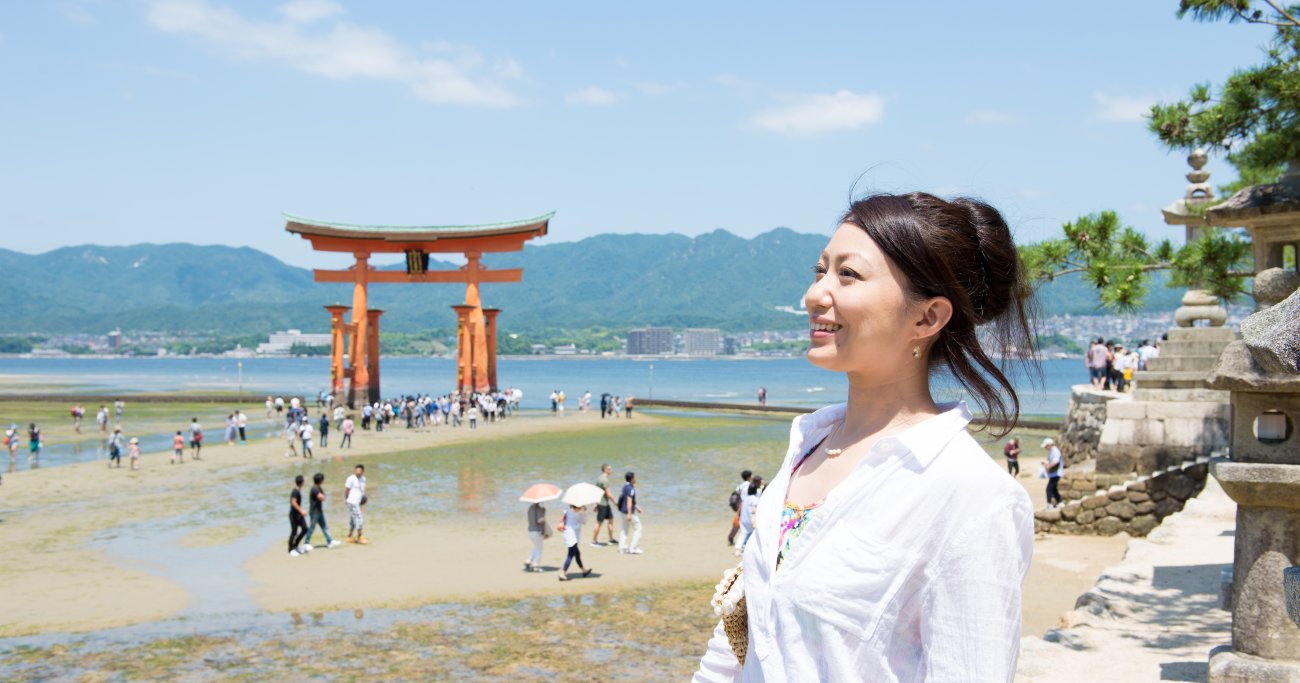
left=284, top=211, right=553, bottom=253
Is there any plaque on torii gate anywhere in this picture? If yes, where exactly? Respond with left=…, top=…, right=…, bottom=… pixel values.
left=284, top=211, right=552, bottom=407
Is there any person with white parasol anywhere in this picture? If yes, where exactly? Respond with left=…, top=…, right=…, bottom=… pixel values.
left=520, top=483, right=560, bottom=572
left=557, top=483, right=604, bottom=581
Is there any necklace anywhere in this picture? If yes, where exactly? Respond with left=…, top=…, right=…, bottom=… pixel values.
left=823, top=423, right=847, bottom=457
left=822, top=412, right=932, bottom=458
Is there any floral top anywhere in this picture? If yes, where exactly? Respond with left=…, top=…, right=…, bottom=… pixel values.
left=776, top=445, right=824, bottom=569
left=777, top=499, right=821, bottom=569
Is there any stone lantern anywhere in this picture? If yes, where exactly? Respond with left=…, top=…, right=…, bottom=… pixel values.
left=1203, top=164, right=1300, bottom=681
left=1161, top=148, right=1229, bottom=327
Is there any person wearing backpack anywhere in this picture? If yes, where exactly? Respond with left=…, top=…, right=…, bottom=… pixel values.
left=727, top=470, right=753, bottom=547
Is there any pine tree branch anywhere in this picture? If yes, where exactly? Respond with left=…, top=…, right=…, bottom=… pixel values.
left=1262, top=0, right=1300, bottom=27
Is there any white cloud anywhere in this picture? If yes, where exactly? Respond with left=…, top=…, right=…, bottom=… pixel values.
left=277, top=0, right=343, bottom=23
left=713, top=73, right=744, bottom=88
left=146, top=0, right=523, bottom=108
left=565, top=86, right=621, bottom=106
left=636, top=80, right=679, bottom=96
left=1093, top=92, right=1154, bottom=122
left=965, top=109, right=1018, bottom=125
left=746, top=90, right=885, bottom=138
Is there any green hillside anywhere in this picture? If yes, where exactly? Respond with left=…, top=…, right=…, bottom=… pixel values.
left=0, top=231, right=1186, bottom=336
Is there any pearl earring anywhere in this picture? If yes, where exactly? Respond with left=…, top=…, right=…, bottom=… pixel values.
left=912, top=346, right=921, bottom=358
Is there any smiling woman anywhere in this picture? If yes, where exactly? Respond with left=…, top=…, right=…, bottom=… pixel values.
left=696, top=192, right=1039, bottom=682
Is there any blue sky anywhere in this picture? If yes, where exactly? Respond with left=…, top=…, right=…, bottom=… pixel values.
left=0, top=1, right=1272, bottom=268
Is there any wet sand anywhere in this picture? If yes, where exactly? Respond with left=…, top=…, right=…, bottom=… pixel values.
left=0, top=405, right=1124, bottom=640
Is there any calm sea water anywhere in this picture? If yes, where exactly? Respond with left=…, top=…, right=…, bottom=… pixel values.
left=0, top=355, right=1081, bottom=415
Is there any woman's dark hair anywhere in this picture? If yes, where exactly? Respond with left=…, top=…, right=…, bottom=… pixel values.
left=840, top=192, right=1038, bottom=436
left=748, top=475, right=764, bottom=496
left=313, top=472, right=325, bottom=484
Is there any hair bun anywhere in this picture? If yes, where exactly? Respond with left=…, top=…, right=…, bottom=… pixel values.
left=951, top=198, right=1020, bottom=325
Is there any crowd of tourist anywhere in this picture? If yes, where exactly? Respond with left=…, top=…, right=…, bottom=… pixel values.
left=525, top=463, right=647, bottom=581
left=1085, top=336, right=1162, bottom=393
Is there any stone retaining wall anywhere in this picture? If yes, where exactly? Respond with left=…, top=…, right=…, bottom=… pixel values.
left=1034, top=456, right=1210, bottom=537
left=1058, top=386, right=1122, bottom=466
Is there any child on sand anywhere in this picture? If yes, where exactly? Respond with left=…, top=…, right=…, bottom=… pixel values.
left=556, top=504, right=593, bottom=581
left=172, top=431, right=185, bottom=464
left=128, top=437, right=140, bottom=470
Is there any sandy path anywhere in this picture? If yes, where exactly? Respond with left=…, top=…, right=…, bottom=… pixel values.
left=0, top=410, right=644, bottom=636
left=1, top=405, right=1126, bottom=640
left=1016, top=475, right=1236, bottom=682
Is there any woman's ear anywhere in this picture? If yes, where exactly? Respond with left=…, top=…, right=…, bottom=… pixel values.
left=914, top=296, right=953, bottom=344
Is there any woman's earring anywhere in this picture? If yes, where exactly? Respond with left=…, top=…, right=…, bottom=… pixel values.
left=912, top=346, right=921, bottom=358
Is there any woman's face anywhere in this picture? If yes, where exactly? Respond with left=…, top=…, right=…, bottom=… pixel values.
left=804, top=223, right=920, bottom=377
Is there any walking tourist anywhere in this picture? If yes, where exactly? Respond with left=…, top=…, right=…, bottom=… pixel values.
left=114, top=399, right=124, bottom=421
left=265, top=396, right=274, bottom=419
left=736, top=474, right=763, bottom=552
left=1004, top=437, right=1021, bottom=476
left=171, top=430, right=185, bottom=464
left=128, top=437, right=140, bottom=470
left=71, top=404, right=83, bottom=433
left=1086, top=337, right=1108, bottom=389
left=757, top=386, right=767, bottom=406
left=283, top=422, right=298, bottom=458
left=624, top=393, right=635, bottom=418
left=694, top=192, right=1035, bottom=680
left=317, top=413, right=329, bottom=448
left=467, top=403, right=478, bottom=430
left=526, top=500, right=547, bottom=572
left=345, top=464, right=368, bottom=544
left=97, top=405, right=108, bottom=435
left=1103, top=340, right=1117, bottom=390
left=727, top=470, right=753, bottom=547
left=188, top=418, right=203, bottom=460
left=1137, top=338, right=1160, bottom=370
left=592, top=463, right=618, bottom=546
left=225, top=414, right=237, bottom=446
left=617, top=471, right=643, bottom=554
left=299, top=420, right=314, bottom=459
left=1043, top=437, right=1064, bottom=507
left=340, top=415, right=354, bottom=448
left=236, top=410, right=247, bottom=443
left=288, top=475, right=308, bottom=557
left=27, top=423, right=41, bottom=460
left=5, top=424, right=18, bottom=461
left=1114, top=344, right=1138, bottom=392
left=557, top=504, right=593, bottom=581
left=107, top=426, right=124, bottom=468
left=303, top=472, right=340, bottom=550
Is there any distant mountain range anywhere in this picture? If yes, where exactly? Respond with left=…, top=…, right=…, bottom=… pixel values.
left=0, top=229, right=1185, bottom=335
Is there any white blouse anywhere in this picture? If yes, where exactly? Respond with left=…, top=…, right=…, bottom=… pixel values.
left=694, top=402, right=1033, bottom=682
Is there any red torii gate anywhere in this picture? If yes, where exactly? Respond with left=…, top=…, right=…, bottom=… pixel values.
left=284, top=212, right=552, bottom=407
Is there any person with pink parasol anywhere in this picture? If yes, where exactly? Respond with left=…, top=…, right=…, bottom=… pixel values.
left=520, top=483, right=560, bottom=572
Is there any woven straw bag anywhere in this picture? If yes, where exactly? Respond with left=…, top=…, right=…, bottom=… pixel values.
left=711, top=560, right=748, bottom=666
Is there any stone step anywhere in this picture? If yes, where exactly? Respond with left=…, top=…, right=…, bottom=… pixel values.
left=1132, top=370, right=1212, bottom=389
left=1165, top=326, right=1237, bottom=342
left=1145, top=355, right=1222, bottom=372
left=1131, top=387, right=1230, bottom=402
left=1154, top=340, right=1233, bottom=356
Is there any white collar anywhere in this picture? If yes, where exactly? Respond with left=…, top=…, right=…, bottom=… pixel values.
left=797, top=400, right=973, bottom=469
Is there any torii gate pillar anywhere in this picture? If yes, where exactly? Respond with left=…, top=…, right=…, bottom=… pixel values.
left=366, top=308, right=383, bottom=406
left=483, top=308, right=501, bottom=392
left=324, top=304, right=351, bottom=398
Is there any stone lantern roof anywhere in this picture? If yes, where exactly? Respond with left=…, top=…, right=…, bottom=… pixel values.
left=1206, top=163, right=1300, bottom=229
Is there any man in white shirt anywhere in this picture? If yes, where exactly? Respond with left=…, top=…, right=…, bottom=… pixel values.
left=1043, top=437, right=1064, bottom=507
left=1137, top=338, right=1160, bottom=371
left=299, top=421, right=314, bottom=459
left=345, top=464, right=368, bottom=544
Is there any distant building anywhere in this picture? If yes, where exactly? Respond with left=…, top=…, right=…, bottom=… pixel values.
left=683, top=328, right=722, bottom=356
left=723, top=336, right=738, bottom=355
left=257, top=329, right=332, bottom=355
left=626, top=327, right=673, bottom=355
left=553, top=344, right=578, bottom=355
left=107, top=329, right=122, bottom=350
left=530, top=344, right=550, bottom=355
